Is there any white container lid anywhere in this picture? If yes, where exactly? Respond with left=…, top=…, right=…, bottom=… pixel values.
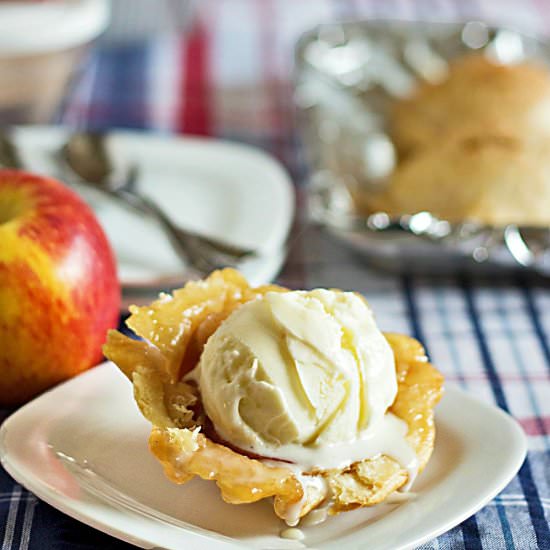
left=0, top=0, right=110, bottom=56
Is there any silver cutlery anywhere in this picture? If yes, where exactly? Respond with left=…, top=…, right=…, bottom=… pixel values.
left=0, top=129, right=255, bottom=274
left=0, top=127, right=259, bottom=276
left=59, top=132, right=256, bottom=274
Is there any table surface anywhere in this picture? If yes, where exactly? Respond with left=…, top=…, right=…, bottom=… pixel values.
left=1, top=0, right=550, bottom=549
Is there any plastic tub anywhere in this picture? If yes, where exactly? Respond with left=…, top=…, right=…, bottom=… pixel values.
left=0, top=0, right=110, bottom=124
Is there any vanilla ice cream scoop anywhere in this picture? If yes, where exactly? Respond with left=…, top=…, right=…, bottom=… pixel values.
left=196, top=289, right=397, bottom=460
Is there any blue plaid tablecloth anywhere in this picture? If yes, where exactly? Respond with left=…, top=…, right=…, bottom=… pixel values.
left=1, top=0, right=550, bottom=548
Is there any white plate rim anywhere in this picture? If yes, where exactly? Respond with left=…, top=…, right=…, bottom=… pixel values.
left=12, top=125, right=295, bottom=290
left=0, top=364, right=527, bottom=550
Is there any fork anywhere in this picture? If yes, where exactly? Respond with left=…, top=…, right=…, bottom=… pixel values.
left=4, top=128, right=258, bottom=274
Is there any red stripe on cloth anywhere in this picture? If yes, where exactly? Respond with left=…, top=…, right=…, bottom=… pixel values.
left=177, top=20, right=212, bottom=136
left=443, top=373, right=550, bottom=382
left=519, top=416, right=550, bottom=436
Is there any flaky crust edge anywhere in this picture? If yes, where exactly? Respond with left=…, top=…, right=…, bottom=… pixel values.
left=103, top=269, right=444, bottom=520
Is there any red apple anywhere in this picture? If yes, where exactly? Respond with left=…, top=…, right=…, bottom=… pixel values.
left=0, top=169, right=120, bottom=405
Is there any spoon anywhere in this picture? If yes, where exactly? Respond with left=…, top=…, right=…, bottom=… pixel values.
left=0, top=131, right=22, bottom=169
left=60, top=132, right=256, bottom=273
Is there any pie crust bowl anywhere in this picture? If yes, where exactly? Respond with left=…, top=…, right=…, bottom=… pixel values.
left=103, top=269, right=444, bottom=522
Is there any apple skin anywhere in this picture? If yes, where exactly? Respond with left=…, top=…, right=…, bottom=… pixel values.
left=0, top=170, right=120, bottom=405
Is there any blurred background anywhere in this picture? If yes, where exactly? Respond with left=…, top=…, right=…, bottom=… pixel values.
left=1, top=1, right=550, bottom=549
left=4, top=0, right=550, bottom=287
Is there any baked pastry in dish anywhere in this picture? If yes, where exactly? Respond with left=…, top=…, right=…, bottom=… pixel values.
left=391, top=54, right=550, bottom=158
left=363, top=54, right=550, bottom=226
left=104, top=269, right=444, bottom=526
left=365, top=132, right=550, bottom=226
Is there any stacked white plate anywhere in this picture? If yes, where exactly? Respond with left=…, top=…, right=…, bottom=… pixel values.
left=10, top=126, right=295, bottom=306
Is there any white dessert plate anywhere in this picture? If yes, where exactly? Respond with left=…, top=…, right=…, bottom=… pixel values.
left=10, top=126, right=294, bottom=292
left=0, top=363, right=526, bottom=550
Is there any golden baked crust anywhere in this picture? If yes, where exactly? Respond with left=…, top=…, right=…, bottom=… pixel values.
left=104, top=269, right=444, bottom=520
left=364, top=133, right=550, bottom=226
left=357, top=54, right=550, bottom=226
left=391, top=54, right=550, bottom=157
